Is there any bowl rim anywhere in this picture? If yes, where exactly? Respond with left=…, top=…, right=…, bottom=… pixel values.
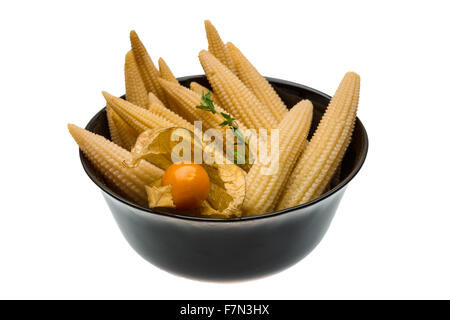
left=80, top=75, right=368, bottom=223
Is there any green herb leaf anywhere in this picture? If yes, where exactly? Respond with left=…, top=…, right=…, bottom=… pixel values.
left=195, top=90, right=250, bottom=165
left=195, top=91, right=217, bottom=114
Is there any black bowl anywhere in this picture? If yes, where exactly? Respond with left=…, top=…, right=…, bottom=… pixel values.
left=80, top=75, right=368, bottom=281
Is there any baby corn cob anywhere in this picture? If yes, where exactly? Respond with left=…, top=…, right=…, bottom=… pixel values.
left=158, top=58, right=179, bottom=84
left=204, top=20, right=237, bottom=75
left=148, top=101, right=194, bottom=131
left=276, top=72, right=360, bottom=209
left=106, top=104, right=138, bottom=150
left=313, top=126, right=352, bottom=198
left=111, top=110, right=139, bottom=150
left=130, top=30, right=168, bottom=105
left=106, top=105, right=123, bottom=146
left=159, top=78, right=244, bottom=131
left=227, top=42, right=287, bottom=123
left=68, top=124, right=163, bottom=206
left=199, top=50, right=277, bottom=129
left=125, top=50, right=149, bottom=108
left=148, top=92, right=165, bottom=108
left=103, top=91, right=174, bottom=133
left=328, top=160, right=343, bottom=192
left=242, top=100, right=313, bottom=216
left=190, top=82, right=219, bottom=104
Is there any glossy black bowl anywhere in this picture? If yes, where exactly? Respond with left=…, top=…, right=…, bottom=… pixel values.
left=80, top=75, right=368, bottom=281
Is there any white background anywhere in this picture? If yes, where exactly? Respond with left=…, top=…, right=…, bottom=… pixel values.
left=0, top=0, right=449, bottom=299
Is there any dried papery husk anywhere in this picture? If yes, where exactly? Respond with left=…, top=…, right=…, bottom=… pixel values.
left=124, top=127, right=246, bottom=218
left=126, top=127, right=195, bottom=170
left=145, top=184, right=174, bottom=208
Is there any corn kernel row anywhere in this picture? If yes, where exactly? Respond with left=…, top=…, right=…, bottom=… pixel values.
left=277, top=72, right=360, bottom=209
left=243, top=100, right=313, bottom=215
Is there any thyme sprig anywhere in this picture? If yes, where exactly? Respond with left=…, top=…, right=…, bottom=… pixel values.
left=196, top=91, right=249, bottom=164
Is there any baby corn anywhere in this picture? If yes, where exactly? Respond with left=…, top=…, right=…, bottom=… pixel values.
left=130, top=30, right=168, bottom=105
left=68, top=124, right=163, bottom=206
left=199, top=50, right=277, bottom=129
left=148, top=92, right=165, bottom=108
left=313, top=127, right=353, bottom=198
left=103, top=91, right=174, bottom=133
left=106, top=104, right=138, bottom=150
left=242, top=100, right=313, bottom=215
left=158, top=58, right=179, bottom=84
left=106, top=105, right=123, bottom=146
left=276, top=72, right=360, bottom=209
left=227, top=42, right=287, bottom=123
left=125, top=50, right=149, bottom=108
left=111, top=110, right=139, bottom=150
left=204, top=20, right=237, bottom=75
left=159, top=78, right=240, bottom=131
left=148, top=101, right=194, bottom=131
left=190, top=82, right=219, bottom=104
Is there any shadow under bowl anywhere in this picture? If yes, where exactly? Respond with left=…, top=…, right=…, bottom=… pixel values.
left=80, top=75, right=368, bottom=281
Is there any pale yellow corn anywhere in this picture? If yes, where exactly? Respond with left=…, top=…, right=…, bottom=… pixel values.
left=148, top=102, right=194, bottom=131
left=204, top=20, right=237, bottom=75
left=130, top=30, right=168, bottom=105
left=276, top=72, right=360, bottom=209
left=111, top=110, right=139, bottom=150
left=125, top=50, right=149, bottom=108
left=106, top=105, right=123, bottom=146
left=103, top=91, right=174, bottom=133
left=68, top=124, right=163, bottom=206
left=148, top=92, right=165, bottom=108
left=189, top=82, right=219, bottom=104
left=158, top=58, right=179, bottom=84
left=106, top=104, right=138, bottom=150
left=199, top=50, right=277, bottom=129
left=159, top=78, right=246, bottom=131
left=242, top=100, right=313, bottom=216
left=328, top=160, right=343, bottom=192
left=227, top=42, right=287, bottom=123
left=312, top=126, right=352, bottom=198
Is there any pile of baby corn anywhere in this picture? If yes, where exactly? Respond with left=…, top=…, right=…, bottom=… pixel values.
left=68, top=20, right=360, bottom=217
